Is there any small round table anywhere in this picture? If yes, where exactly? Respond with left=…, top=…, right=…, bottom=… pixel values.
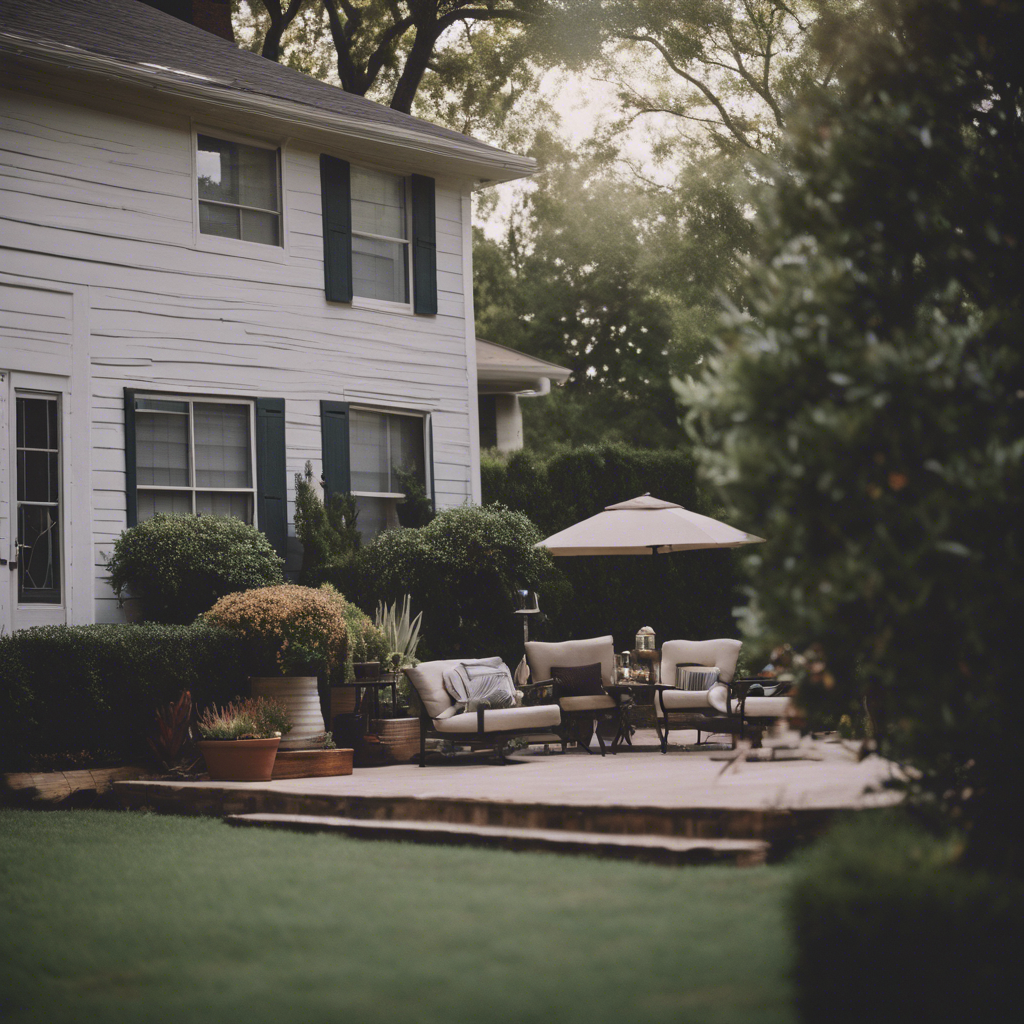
left=604, top=683, right=674, bottom=751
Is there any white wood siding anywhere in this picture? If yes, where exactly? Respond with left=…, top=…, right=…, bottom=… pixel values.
left=0, top=72, right=478, bottom=624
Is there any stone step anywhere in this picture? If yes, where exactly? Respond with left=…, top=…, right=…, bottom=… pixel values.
left=224, top=813, right=769, bottom=867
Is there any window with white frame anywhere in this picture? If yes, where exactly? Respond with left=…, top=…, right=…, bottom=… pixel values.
left=133, top=396, right=257, bottom=524
left=196, top=133, right=281, bottom=246
left=351, top=166, right=410, bottom=304
left=350, top=408, right=426, bottom=539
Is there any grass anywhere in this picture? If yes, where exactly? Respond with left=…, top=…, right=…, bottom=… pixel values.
left=0, top=809, right=795, bottom=1024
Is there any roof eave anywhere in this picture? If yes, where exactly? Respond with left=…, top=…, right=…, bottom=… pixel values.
left=0, top=33, right=539, bottom=185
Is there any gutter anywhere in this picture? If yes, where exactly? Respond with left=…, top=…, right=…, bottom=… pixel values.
left=0, top=32, right=539, bottom=185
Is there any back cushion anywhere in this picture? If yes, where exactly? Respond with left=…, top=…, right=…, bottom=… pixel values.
left=525, top=636, right=615, bottom=687
left=404, top=660, right=460, bottom=720
left=552, top=662, right=605, bottom=697
left=660, top=639, right=742, bottom=685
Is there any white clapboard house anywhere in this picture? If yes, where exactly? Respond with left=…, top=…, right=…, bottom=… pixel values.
left=0, top=0, right=569, bottom=633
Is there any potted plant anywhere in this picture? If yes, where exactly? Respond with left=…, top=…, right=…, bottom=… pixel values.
left=196, top=696, right=291, bottom=781
left=372, top=596, right=425, bottom=763
left=203, top=585, right=347, bottom=750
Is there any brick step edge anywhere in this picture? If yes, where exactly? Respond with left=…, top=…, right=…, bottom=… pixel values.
left=224, top=813, right=768, bottom=867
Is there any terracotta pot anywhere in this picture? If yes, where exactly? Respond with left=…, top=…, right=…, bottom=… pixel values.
left=198, top=737, right=280, bottom=782
left=250, top=676, right=325, bottom=750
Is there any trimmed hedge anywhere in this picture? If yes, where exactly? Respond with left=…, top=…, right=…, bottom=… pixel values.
left=309, top=504, right=563, bottom=669
left=791, top=813, right=1024, bottom=1023
left=0, top=623, right=249, bottom=772
left=106, top=514, right=285, bottom=624
left=481, top=444, right=740, bottom=652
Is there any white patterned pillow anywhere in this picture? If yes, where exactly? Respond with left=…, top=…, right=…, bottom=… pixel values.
left=676, top=665, right=720, bottom=691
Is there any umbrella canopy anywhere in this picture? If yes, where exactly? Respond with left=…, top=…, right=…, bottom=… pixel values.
left=535, top=494, right=765, bottom=557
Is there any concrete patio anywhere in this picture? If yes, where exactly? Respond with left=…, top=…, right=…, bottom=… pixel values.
left=115, top=730, right=901, bottom=865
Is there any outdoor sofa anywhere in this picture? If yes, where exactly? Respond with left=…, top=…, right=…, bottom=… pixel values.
left=404, top=659, right=562, bottom=766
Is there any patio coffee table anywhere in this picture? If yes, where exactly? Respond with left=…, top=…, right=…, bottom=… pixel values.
left=604, top=683, right=673, bottom=751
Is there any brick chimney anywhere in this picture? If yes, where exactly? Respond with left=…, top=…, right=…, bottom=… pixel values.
left=139, top=1, right=235, bottom=44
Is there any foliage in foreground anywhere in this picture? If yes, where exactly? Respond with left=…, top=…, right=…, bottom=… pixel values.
left=790, top=813, right=1024, bottom=1022
left=681, top=0, right=1024, bottom=871
left=105, top=514, right=284, bottom=624
left=0, top=623, right=248, bottom=772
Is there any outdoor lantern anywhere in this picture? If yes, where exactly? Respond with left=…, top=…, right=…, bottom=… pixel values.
left=514, top=589, right=540, bottom=644
left=636, top=626, right=656, bottom=651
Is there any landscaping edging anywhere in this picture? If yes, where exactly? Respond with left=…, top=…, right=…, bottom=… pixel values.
left=3, top=766, right=151, bottom=806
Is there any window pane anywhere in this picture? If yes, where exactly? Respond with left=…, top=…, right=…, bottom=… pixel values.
left=194, top=403, right=251, bottom=488
left=351, top=167, right=406, bottom=238
left=236, top=143, right=278, bottom=211
left=199, top=201, right=240, bottom=239
left=197, top=135, right=240, bottom=205
left=136, top=410, right=189, bottom=486
left=350, top=410, right=389, bottom=492
left=241, top=208, right=280, bottom=246
left=136, top=398, right=188, bottom=414
left=353, top=495, right=398, bottom=544
left=17, top=396, right=56, bottom=450
left=389, top=415, right=425, bottom=489
left=196, top=492, right=253, bottom=522
left=138, top=490, right=192, bottom=520
left=353, top=236, right=409, bottom=303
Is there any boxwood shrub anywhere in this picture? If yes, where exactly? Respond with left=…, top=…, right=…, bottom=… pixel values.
left=790, top=812, right=1024, bottom=1023
left=0, top=622, right=249, bottom=772
left=106, top=514, right=284, bottom=624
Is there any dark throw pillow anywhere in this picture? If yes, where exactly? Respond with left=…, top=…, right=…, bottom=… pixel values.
left=551, top=662, right=604, bottom=697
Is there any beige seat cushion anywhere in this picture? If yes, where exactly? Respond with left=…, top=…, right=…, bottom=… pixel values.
left=433, top=704, right=561, bottom=734
left=524, top=636, right=615, bottom=687
left=655, top=682, right=731, bottom=717
left=660, top=639, right=742, bottom=687
left=404, top=660, right=461, bottom=720
left=741, top=696, right=792, bottom=719
left=559, top=694, right=617, bottom=712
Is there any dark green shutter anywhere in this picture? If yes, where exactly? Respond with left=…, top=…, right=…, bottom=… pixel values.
left=255, top=398, right=288, bottom=558
left=411, top=173, right=437, bottom=315
left=320, top=154, right=352, bottom=303
left=124, top=388, right=138, bottom=527
left=320, top=401, right=351, bottom=498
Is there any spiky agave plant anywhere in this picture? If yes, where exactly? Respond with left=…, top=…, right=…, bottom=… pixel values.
left=375, top=594, right=423, bottom=669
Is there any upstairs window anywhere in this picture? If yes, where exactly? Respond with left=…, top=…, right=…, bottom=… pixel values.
left=349, top=408, right=425, bottom=538
left=197, top=134, right=281, bottom=246
left=351, top=167, right=409, bottom=304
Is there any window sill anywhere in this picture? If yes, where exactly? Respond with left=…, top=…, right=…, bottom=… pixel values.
left=195, top=233, right=290, bottom=264
left=352, top=295, right=415, bottom=316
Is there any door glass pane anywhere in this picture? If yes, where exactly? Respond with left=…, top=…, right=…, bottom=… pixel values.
left=196, top=492, right=253, bottom=522
left=136, top=410, right=189, bottom=486
left=137, top=490, right=192, bottom=520
left=15, top=394, right=61, bottom=604
left=351, top=167, right=406, bottom=238
left=194, top=403, right=251, bottom=488
left=18, top=505, right=60, bottom=599
left=350, top=410, right=389, bottom=491
left=390, top=415, right=425, bottom=488
left=352, top=236, right=408, bottom=303
left=199, top=201, right=240, bottom=239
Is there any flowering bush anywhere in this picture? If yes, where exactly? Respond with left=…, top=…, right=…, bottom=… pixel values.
left=197, top=696, right=291, bottom=740
left=317, top=585, right=390, bottom=682
left=203, top=585, right=348, bottom=675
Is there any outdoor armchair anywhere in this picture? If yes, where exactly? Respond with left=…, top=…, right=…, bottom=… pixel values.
left=656, top=639, right=742, bottom=752
left=404, top=660, right=561, bottom=766
left=523, top=636, right=623, bottom=755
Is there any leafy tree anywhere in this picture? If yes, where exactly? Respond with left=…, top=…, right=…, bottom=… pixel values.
left=681, top=0, right=1024, bottom=873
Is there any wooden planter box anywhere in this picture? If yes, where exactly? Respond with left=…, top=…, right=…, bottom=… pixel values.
left=270, top=748, right=353, bottom=780
left=371, top=718, right=420, bottom=763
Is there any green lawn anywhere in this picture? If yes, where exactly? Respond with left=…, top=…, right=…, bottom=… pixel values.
left=0, top=809, right=796, bottom=1024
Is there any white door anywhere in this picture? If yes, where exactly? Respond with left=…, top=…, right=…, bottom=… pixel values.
left=3, top=372, right=68, bottom=630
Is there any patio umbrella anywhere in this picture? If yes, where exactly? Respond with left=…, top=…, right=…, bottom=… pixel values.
left=535, top=494, right=765, bottom=557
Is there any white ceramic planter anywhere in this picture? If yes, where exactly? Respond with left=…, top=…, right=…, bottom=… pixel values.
left=250, top=676, right=325, bottom=750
